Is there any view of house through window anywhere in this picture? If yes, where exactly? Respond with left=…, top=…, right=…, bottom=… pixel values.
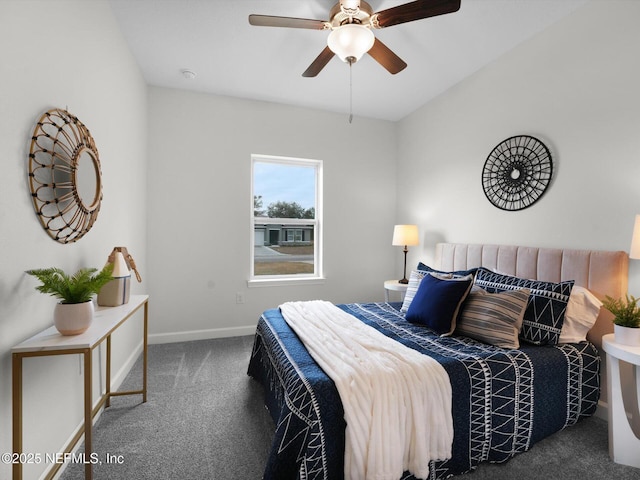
left=251, top=155, right=322, bottom=281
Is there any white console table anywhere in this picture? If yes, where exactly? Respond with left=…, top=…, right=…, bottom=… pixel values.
left=12, top=294, right=149, bottom=480
left=602, top=333, right=640, bottom=468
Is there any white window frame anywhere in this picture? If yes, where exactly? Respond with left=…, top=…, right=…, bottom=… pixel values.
left=249, top=154, right=324, bottom=287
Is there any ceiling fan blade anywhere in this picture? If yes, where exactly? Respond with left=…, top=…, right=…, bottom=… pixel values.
left=302, top=47, right=335, bottom=77
left=368, top=38, right=407, bottom=74
left=373, top=0, right=461, bottom=29
left=249, top=14, right=327, bottom=30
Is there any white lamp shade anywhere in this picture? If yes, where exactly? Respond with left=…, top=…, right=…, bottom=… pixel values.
left=630, top=214, right=640, bottom=259
left=111, top=251, right=130, bottom=278
left=327, top=24, right=375, bottom=63
left=392, top=225, right=419, bottom=247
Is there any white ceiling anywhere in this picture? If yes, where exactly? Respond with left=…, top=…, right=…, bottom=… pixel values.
left=108, top=0, right=588, bottom=122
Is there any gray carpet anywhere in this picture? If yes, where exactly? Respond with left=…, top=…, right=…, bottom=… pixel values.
left=60, top=336, right=640, bottom=480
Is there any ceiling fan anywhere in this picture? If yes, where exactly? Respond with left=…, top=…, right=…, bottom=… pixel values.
left=249, top=0, right=461, bottom=77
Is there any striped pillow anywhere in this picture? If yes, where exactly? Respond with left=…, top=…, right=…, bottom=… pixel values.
left=456, top=286, right=530, bottom=349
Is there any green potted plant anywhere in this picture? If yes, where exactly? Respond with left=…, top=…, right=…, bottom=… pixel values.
left=26, top=265, right=114, bottom=335
left=602, top=294, right=640, bottom=346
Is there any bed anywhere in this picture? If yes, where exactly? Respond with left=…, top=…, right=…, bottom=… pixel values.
left=247, top=243, right=628, bottom=480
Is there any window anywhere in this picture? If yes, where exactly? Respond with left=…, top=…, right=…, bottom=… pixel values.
left=286, top=229, right=304, bottom=243
left=250, top=154, right=323, bottom=285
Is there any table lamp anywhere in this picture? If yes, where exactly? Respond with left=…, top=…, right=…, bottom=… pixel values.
left=392, top=224, right=419, bottom=284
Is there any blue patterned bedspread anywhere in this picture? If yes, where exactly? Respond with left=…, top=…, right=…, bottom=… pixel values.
left=247, top=302, right=600, bottom=480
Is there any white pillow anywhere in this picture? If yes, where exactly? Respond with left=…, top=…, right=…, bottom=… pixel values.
left=558, top=286, right=603, bottom=343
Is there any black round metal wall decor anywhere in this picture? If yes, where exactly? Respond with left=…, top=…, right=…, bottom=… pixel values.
left=482, top=135, right=553, bottom=211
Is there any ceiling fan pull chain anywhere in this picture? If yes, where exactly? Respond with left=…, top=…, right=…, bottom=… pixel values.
left=348, top=58, right=353, bottom=124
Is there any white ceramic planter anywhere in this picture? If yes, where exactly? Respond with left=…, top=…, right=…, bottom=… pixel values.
left=53, top=301, right=94, bottom=335
left=614, top=324, right=640, bottom=346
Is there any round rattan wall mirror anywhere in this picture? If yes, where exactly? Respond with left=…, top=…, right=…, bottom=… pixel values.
left=482, top=135, right=553, bottom=211
left=28, top=108, right=103, bottom=243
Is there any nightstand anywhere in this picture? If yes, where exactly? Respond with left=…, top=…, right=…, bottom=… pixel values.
left=384, top=280, right=409, bottom=302
left=602, top=333, right=640, bottom=468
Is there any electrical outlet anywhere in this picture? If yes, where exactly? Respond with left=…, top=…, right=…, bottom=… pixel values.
left=236, top=292, right=245, bottom=304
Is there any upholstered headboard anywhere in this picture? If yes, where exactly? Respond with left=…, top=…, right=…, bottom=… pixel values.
left=434, top=243, right=629, bottom=349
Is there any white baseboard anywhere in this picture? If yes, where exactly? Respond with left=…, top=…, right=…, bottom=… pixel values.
left=148, top=325, right=257, bottom=344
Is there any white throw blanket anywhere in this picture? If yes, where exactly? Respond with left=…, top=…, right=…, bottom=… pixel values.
left=279, top=300, right=453, bottom=480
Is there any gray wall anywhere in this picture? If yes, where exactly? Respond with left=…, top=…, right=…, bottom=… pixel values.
left=146, top=87, right=397, bottom=342
left=0, top=1, right=148, bottom=478
left=396, top=0, right=640, bottom=297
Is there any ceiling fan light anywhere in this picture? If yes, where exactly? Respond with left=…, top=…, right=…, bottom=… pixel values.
left=327, top=24, right=374, bottom=63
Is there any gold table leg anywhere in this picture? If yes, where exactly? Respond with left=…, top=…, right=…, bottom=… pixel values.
left=106, top=335, right=112, bottom=408
left=84, top=348, right=92, bottom=480
left=12, top=353, right=23, bottom=480
left=143, top=301, right=148, bottom=403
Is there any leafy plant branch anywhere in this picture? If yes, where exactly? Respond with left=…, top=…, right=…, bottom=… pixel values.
left=26, top=265, right=114, bottom=304
left=602, top=294, right=640, bottom=328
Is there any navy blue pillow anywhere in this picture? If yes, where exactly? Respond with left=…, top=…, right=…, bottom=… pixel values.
left=417, top=262, right=477, bottom=278
left=405, top=273, right=473, bottom=335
